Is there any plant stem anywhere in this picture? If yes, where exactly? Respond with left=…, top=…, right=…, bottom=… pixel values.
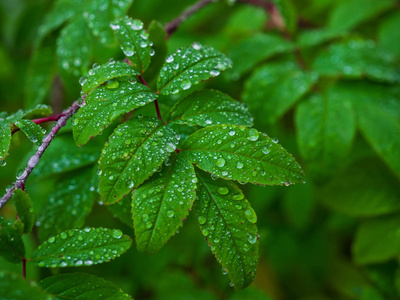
left=22, top=258, right=26, bottom=278
left=11, top=114, right=64, bottom=135
left=138, top=75, right=164, bottom=123
left=165, top=0, right=216, bottom=39
left=0, top=99, right=82, bottom=210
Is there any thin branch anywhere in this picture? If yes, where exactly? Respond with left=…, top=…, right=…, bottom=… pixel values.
left=22, top=258, right=27, bottom=279
left=138, top=75, right=164, bottom=123
left=165, top=0, right=216, bottom=39
left=11, top=114, right=64, bottom=135
left=0, top=99, right=82, bottom=210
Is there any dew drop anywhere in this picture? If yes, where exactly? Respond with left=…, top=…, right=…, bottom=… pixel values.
left=215, top=158, right=226, bottom=167
left=231, top=193, right=244, bottom=201
left=236, top=162, right=244, bottom=169
left=246, top=128, right=259, bottom=141
left=112, top=229, right=123, bottom=239
left=217, top=186, right=229, bottom=195
left=180, top=80, right=192, bottom=90
left=262, top=146, right=270, bottom=154
left=60, top=232, right=68, bottom=239
left=48, top=236, right=55, bottom=243
left=167, top=210, right=174, bottom=218
left=244, top=207, right=257, bottom=223
left=198, top=216, right=206, bottom=224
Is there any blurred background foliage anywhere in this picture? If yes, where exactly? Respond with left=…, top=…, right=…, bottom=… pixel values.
left=1, top=0, right=400, bottom=299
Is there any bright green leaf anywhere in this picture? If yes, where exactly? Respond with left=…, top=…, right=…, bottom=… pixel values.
left=81, top=60, right=139, bottom=94
left=111, top=17, right=152, bottom=73
left=242, top=61, right=317, bottom=124
left=99, top=117, right=180, bottom=204
left=0, top=123, right=11, bottom=161
left=312, top=39, right=400, bottom=83
left=157, top=43, right=232, bottom=95
left=14, top=119, right=44, bottom=146
left=0, top=271, right=52, bottom=300
left=40, top=272, right=132, bottom=300
left=12, top=189, right=34, bottom=234
left=22, top=104, right=53, bottom=119
left=132, top=154, right=196, bottom=254
left=167, top=90, right=253, bottom=127
left=31, top=227, right=132, bottom=267
left=223, top=5, right=267, bottom=35
left=0, top=217, right=25, bottom=263
left=195, top=170, right=258, bottom=290
left=73, top=81, right=157, bottom=146
left=182, top=125, right=304, bottom=186
left=378, top=12, right=400, bottom=56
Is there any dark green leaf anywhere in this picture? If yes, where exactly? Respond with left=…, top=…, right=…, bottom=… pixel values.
left=242, top=61, right=317, bottom=124
left=73, top=81, right=157, bottom=146
left=226, top=33, right=293, bottom=79
left=312, top=39, right=400, bottom=83
left=0, top=271, right=52, bottom=300
left=223, top=5, right=267, bottom=35
left=83, top=0, right=133, bottom=46
left=36, top=167, right=98, bottom=241
left=0, top=217, right=25, bottom=263
left=111, top=17, right=152, bottom=73
left=132, top=154, right=196, bottom=254
left=12, top=189, right=34, bottom=234
left=353, top=214, right=400, bottom=265
left=195, top=170, right=258, bottom=290
left=182, top=125, right=304, bottom=186
left=81, top=60, right=139, bottom=94
left=40, top=272, right=132, bottom=300
left=99, top=117, right=180, bottom=204
left=297, top=28, right=347, bottom=48
left=328, top=0, right=395, bottom=31
left=157, top=43, right=232, bottom=95
left=106, top=194, right=133, bottom=226
left=295, top=88, right=356, bottom=177
left=14, top=119, right=44, bottom=145
left=31, top=227, right=132, bottom=267
left=167, top=90, right=253, bottom=127
left=0, top=122, right=11, bottom=161
left=378, top=12, right=400, bottom=56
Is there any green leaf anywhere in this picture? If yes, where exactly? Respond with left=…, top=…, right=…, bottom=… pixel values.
left=295, top=88, right=356, bottom=177
left=31, top=227, right=132, bottom=267
left=297, top=28, right=347, bottom=48
left=223, top=5, right=267, bottom=35
left=36, top=167, right=98, bottom=241
left=0, top=271, right=52, bottom=300
left=167, top=90, right=253, bottom=127
left=14, top=119, right=44, bottom=145
left=73, top=81, right=157, bottom=146
left=312, top=39, right=400, bottom=83
left=242, top=61, right=317, bottom=124
left=0, top=122, right=11, bottom=161
left=12, top=189, right=34, bottom=234
left=83, top=0, right=133, bottom=46
left=157, top=43, right=232, bottom=95
left=106, top=194, right=133, bottom=226
left=57, top=17, right=93, bottom=76
left=0, top=217, right=25, bottom=263
left=195, top=170, right=258, bottom=290
left=378, top=12, right=400, bottom=56
left=22, top=104, right=53, bottom=119
left=182, top=125, right=304, bottom=186
left=81, top=60, right=139, bottom=94
left=226, top=33, right=294, bottom=79
left=40, top=272, right=132, bottom=300
left=111, top=17, right=152, bottom=73
left=353, top=214, right=400, bottom=265
left=99, top=117, right=180, bottom=204
left=132, top=154, right=196, bottom=254
left=328, top=0, right=395, bottom=31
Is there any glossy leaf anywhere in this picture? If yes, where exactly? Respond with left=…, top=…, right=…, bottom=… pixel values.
left=111, top=17, right=152, bottom=73
left=226, top=33, right=293, bottom=79
left=132, top=154, right=196, bottom=254
left=195, top=170, right=258, bottom=290
left=242, top=61, right=317, bottom=124
left=0, top=271, right=52, bottom=300
left=40, top=272, right=132, bottom=300
left=106, top=194, right=133, bottom=226
left=31, top=227, right=132, bottom=267
left=182, top=125, right=304, bottom=186
left=12, top=189, right=34, bottom=234
left=0, top=217, right=25, bottom=263
left=167, top=90, right=253, bottom=127
left=14, top=119, right=44, bottom=146
left=0, top=122, right=11, bottom=161
left=312, top=39, right=400, bottom=83
left=353, top=214, right=400, bottom=265
left=99, top=117, right=180, bottom=204
left=22, top=104, right=53, bottom=119
left=83, top=0, right=133, bottom=46
left=73, top=81, right=157, bottom=146
left=81, top=60, right=139, bottom=94
left=157, top=43, right=232, bottom=95
left=378, top=12, right=400, bottom=56
left=295, top=89, right=356, bottom=177
left=36, top=167, right=98, bottom=241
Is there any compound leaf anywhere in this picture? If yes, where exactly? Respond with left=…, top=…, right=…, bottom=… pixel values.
left=111, top=17, right=152, bottom=73
left=132, top=153, right=197, bottom=254
left=243, top=61, right=317, bottom=124
left=40, top=273, right=132, bottom=300
left=99, top=117, right=180, bottom=204
left=31, top=228, right=132, bottom=268
left=157, top=43, right=232, bottom=95
left=182, top=125, right=304, bottom=186
left=12, top=189, right=34, bottom=234
left=195, top=170, right=258, bottom=290
left=14, top=119, right=44, bottom=146
left=167, top=90, right=253, bottom=127
left=73, top=81, right=157, bottom=146
left=0, top=217, right=25, bottom=263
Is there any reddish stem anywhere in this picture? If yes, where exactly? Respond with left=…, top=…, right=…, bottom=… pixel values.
left=11, top=114, right=64, bottom=135
left=138, top=75, right=164, bottom=123
left=22, top=258, right=26, bottom=278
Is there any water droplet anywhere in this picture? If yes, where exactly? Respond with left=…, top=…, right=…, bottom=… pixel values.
left=198, top=216, right=206, bottom=224
left=262, top=146, right=270, bottom=154
left=272, top=137, right=279, bottom=143
left=217, top=186, right=229, bottom=195
left=167, top=210, right=174, bottom=218
left=72, top=118, right=79, bottom=125
left=180, top=80, right=192, bottom=90
left=131, top=19, right=143, bottom=30
left=247, top=234, right=257, bottom=244
left=215, top=158, right=226, bottom=167
left=166, top=55, right=174, bottom=63
left=221, top=267, right=228, bottom=275
left=236, top=162, right=243, bottom=169
left=192, top=42, right=201, bottom=50
left=228, top=130, right=235, bottom=136
left=48, top=236, right=55, bottom=243
left=202, top=228, right=209, bottom=236
left=127, top=180, right=134, bottom=189
left=145, top=222, right=152, bottom=229
left=244, top=207, right=257, bottom=223
left=246, top=128, right=259, bottom=141
left=60, top=232, right=68, bottom=239
left=231, top=193, right=244, bottom=201
left=112, top=229, right=123, bottom=239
